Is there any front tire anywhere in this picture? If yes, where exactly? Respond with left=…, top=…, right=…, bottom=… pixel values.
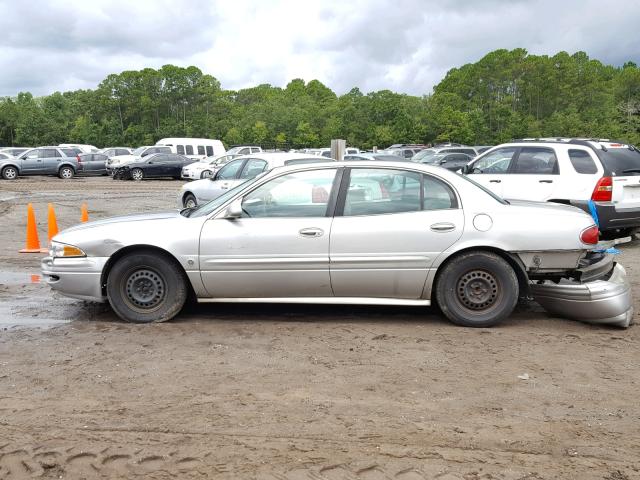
left=107, top=252, right=188, bottom=323
left=1, top=166, right=18, bottom=180
left=183, top=193, right=197, bottom=208
left=201, top=170, right=212, bottom=179
left=131, top=168, right=144, bottom=181
left=58, top=166, right=74, bottom=179
left=435, top=251, right=518, bottom=328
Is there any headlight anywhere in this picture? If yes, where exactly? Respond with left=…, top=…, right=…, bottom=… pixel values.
left=49, top=241, right=86, bottom=258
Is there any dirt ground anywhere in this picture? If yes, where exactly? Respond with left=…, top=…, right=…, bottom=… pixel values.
left=0, top=176, right=639, bottom=479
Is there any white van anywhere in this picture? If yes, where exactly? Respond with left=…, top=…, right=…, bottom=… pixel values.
left=155, top=138, right=226, bottom=160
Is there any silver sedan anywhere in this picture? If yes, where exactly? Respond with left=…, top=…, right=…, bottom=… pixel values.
left=41, top=161, right=633, bottom=328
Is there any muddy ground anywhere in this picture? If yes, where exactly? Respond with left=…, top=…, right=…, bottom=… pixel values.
left=0, top=176, right=639, bottom=479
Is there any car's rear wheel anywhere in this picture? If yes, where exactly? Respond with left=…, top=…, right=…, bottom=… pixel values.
left=201, top=170, right=212, bottom=179
left=183, top=193, right=197, bottom=208
left=131, top=168, right=144, bottom=181
left=435, top=251, right=518, bottom=327
left=58, top=166, right=74, bottom=179
left=107, top=252, right=187, bottom=323
left=1, top=166, right=18, bottom=180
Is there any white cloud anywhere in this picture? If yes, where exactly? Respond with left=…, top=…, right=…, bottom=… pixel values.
left=0, top=0, right=638, bottom=97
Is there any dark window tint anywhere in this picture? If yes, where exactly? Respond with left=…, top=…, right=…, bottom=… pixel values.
left=239, top=159, right=267, bottom=179
left=185, top=145, right=194, bottom=155
left=568, top=149, right=598, bottom=174
left=41, top=148, right=59, bottom=158
left=176, top=145, right=185, bottom=155
left=216, top=159, right=244, bottom=180
left=513, top=147, right=558, bottom=174
left=157, top=146, right=171, bottom=154
left=599, top=147, right=640, bottom=176
left=197, top=145, right=205, bottom=155
left=206, top=146, right=213, bottom=156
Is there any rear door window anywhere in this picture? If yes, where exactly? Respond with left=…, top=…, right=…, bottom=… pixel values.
left=185, top=145, right=194, bottom=155
left=177, top=145, right=185, bottom=155
left=197, top=145, right=206, bottom=155
left=512, top=147, right=558, bottom=174
left=568, top=149, right=598, bottom=174
left=41, top=148, right=59, bottom=158
left=205, top=146, right=213, bottom=156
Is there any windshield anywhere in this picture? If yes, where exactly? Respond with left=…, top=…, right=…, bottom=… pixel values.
left=456, top=172, right=509, bottom=205
left=132, top=147, right=145, bottom=156
left=600, top=147, right=640, bottom=176
left=186, top=173, right=268, bottom=218
left=225, top=147, right=242, bottom=155
left=412, top=149, right=436, bottom=162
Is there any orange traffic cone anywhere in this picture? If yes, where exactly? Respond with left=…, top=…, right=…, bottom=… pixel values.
left=41, top=203, right=59, bottom=252
left=80, top=203, right=89, bottom=222
left=19, top=203, right=42, bottom=253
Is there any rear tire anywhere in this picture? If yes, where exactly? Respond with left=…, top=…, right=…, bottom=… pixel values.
left=107, top=252, right=187, bottom=323
left=58, top=166, right=74, bottom=179
left=435, top=251, right=518, bottom=327
left=1, top=166, right=18, bottom=180
left=131, top=168, right=144, bottom=181
left=183, top=193, right=197, bottom=208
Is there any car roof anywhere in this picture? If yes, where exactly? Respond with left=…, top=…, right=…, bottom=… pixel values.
left=231, top=152, right=336, bottom=163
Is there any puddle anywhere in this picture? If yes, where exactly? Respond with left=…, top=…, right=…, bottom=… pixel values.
left=0, top=272, right=42, bottom=285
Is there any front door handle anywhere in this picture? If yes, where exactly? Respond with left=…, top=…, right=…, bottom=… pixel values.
left=539, top=179, right=553, bottom=183
left=489, top=179, right=501, bottom=183
left=430, top=222, right=456, bottom=233
left=299, top=227, right=324, bottom=238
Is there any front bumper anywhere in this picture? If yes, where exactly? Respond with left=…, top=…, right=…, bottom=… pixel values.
left=571, top=199, right=640, bottom=234
left=41, top=256, right=108, bottom=303
left=530, top=262, right=633, bottom=328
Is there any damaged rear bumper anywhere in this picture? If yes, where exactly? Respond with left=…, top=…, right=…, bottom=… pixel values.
left=530, top=259, right=633, bottom=328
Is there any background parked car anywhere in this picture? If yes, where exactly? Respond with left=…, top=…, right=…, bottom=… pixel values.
left=384, top=147, right=423, bottom=159
left=0, top=147, right=29, bottom=157
left=181, top=154, right=237, bottom=180
left=224, top=145, right=263, bottom=158
left=180, top=152, right=333, bottom=208
left=461, top=138, right=640, bottom=239
left=3, top=147, right=79, bottom=179
left=343, top=153, right=407, bottom=162
left=156, top=138, right=227, bottom=160
left=98, top=147, right=132, bottom=157
left=412, top=146, right=479, bottom=162
left=59, top=144, right=98, bottom=153
left=76, top=153, right=109, bottom=176
left=114, top=153, right=194, bottom=181
left=415, top=152, right=473, bottom=171
left=106, top=145, right=172, bottom=173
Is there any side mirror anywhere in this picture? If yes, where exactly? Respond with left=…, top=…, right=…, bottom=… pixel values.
left=439, top=159, right=447, bottom=164
left=221, top=199, right=242, bottom=219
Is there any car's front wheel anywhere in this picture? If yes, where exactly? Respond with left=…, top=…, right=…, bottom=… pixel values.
left=107, top=252, right=188, bottom=323
left=58, top=166, right=74, bottom=179
left=435, top=251, right=518, bottom=327
left=131, top=168, right=144, bottom=181
left=183, top=193, right=197, bottom=208
left=201, top=170, right=212, bottom=179
left=1, top=166, right=18, bottom=180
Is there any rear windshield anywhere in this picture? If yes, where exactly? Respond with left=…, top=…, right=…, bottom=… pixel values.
left=600, top=147, right=640, bottom=176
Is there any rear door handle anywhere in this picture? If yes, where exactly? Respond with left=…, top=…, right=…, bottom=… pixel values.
left=430, top=222, right=456, bottom=233
left=299, top=227, right=324, bottom=237
left=489, top=179, right=501, bottom=183
left=539, top=180, right=553, bottom=183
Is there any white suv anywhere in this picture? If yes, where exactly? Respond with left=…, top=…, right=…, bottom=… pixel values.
left=462, top=139, right=640, bottom=239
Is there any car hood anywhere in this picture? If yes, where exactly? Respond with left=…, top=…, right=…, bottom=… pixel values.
left=61, top=211, right=183, bottom=234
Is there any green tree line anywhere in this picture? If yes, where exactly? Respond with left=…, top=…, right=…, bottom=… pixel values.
left=1, top=49, right=639, bottom=149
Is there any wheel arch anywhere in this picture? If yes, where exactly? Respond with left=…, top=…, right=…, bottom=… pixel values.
left=100, top=244, right=196, bottom=300
left=58, top=163, right=76, bottom=173
left=431, top=246, right=529, bottom=303
left=182, top=190, right=196, bottom=205
left=1, top=163, right=21, bottom=175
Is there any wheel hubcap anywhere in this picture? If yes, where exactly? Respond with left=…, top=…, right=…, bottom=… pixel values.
left=5, top=168, right=16, bottom=179
left=456, top=269, right=499, bottom=311
left=201, top=171, right=211, bottom=178
left=62, top=169, right=71, bottom=178
left=124, top=269, right=165, bottom=310
left=186, top=198, right=196, bottom=208
left=133, top=170, right=142, bottom=180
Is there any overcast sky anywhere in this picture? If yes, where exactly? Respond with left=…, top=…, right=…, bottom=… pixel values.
left=1, top=0, right=639, bottom=97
